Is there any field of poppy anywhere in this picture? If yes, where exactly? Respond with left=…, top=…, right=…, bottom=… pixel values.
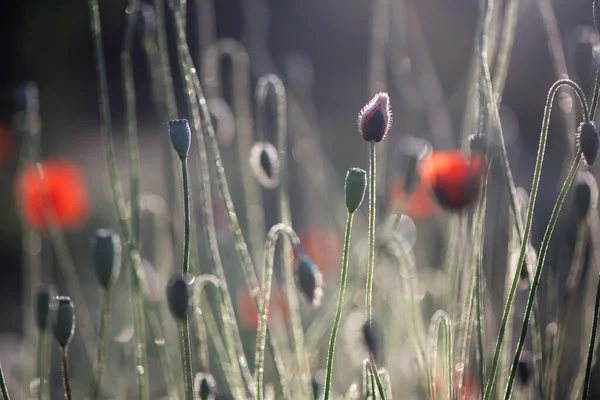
left=3, top=0, right=600, bottom=399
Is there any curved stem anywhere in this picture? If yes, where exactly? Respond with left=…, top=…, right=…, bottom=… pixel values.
left=0, top=361, right=10, bottom=400
left=92, top=289, right=111, bottom=400
left=503, top=151, right=582, bottom=399
left=323, top=212, right=355, bottom=399
left=365, top=141, right=377, bottom=324
left=254, top=223, right=302, bottom=400
left=428, top=310, right=453, bottom=400
left=60, top=347, right=72, bottom=400
left=483, top=78, right=589, bottom=400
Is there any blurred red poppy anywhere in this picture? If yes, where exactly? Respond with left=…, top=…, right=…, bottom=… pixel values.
left=15, top=160, right=91, bottom=231
left=420, top=151, right=484, bottom=211
left=236, top=285, right=289, bottom=331
left=296, top=227, right=342, bottom=276
left=389, top=175, right=438, bottom=219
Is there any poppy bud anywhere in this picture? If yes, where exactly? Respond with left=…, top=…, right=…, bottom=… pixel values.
left=469, top=132, right=488, bottom=157
left=35, top=284, right=54, bottom=332
left=166, top=275, right=192, bottom=320
left=296, top=255, right=323, bottom=307
left=249, top=141, right=279, bottom=189
left=168, top=119, right=192, bottom=158
left=517, top=351, right=532, bottom=386
left=361, top=319, right=382, bottom=364
left=91, top=229, right=122, bottom=289
left=574, top=172, right=598, bottom=219
left=52, top=297, right=75, bottom=348
left=194, top=372, right=216, bottom=400
left=576, top=121, right=599, bottom=167
left=345, top=168, right=367, bottom=213
left=358, top=92, right=392, bottom=143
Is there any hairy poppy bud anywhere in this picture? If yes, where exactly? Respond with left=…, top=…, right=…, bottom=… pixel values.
left=35, top=284, right=54, bottom=332
left=361, top=319, right=382, bottom=364
left=166, top=275, right=192, bottom=320
left=574, top=172, right=598, bottom=219
left=91, top=229, right=122, bottom=289
left=52, top=297, right=75, bottom=348
left=358, top=92, right=392, bottom=143
left=296, top=255, right=323, bottom=307
left=249, top=141, right=279, bottom=189
left=345, top=168, right=367, bottom=213
left=577, top=121, right=599, bottom=167
left=168, top=119, right=192, bottom=158
left=517, top=351, right=532, bottom=386
left=194, top=372, right=216, bottom=400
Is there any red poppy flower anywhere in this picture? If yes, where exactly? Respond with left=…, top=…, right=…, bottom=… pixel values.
left=296, top=227, right=342, bottom=276
left=15, top=160, right=91, bottom=231
left=236, top=285, right=289, bottom=331
left=419, top=151, right=483, bottom=211
left=389, top=175, right=438, bottom=219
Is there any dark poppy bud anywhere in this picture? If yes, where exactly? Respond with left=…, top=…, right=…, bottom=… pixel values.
left=35, top=284, right=54, bottom=332
left=576, top=121, right=599, bottom=166
left=52, top=297, right=75, bottom=348
left=469, top=132, right=488, bottom=157
left=168, top=119, right=192, bottom=158
left=249, top=141, right=279, bottom=189
left=358, top=92, right=392, bottom=143
left=574, top=172, right=598, bottom=219
left=166, top=275, right=192, bottom=320
left=194, top=372, right=216, bottom=400
left=91, top=229, right=122, bottom=289
left=345, top=168, right=367, bottom=213
left=296, top=255, right=323, bottom=307
left=397, top=136, right=431, bottom=196
left=361, top=319, right=382, bottom=364
left=517, top=351, right=532, bottom=386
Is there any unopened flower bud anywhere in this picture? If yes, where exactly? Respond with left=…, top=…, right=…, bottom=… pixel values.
left=168, top=119, right=192, bottom=158
left=249, top=141, right=279, bottom=189
left=35, top=284, right=54, bottom=332
left=91, top=229, right=122, bottom=289
left=166, top=275, right=192, bottom=320
left=296, top=255, right=323, bottom=307
left=517, top=351, right=532, bottom=386
left=358, top=92, right=392, bottom=143
left=361, top=319, right=382, bottom=364
left=194, top=372, right=216, bottom=400
left=345, top=168, right=367, bottom=213
left=52, top=297, right=75, bottom=348
left=577, top=121, right=599, bottom=167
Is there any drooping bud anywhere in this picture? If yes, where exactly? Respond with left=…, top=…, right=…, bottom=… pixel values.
left=249, top=141, right=279, bottom=189
left=517, top=351, right=532, bottom=386
left=361, top=319, right=382, bottom=364
left=34, top=284, right=54, bottom=332
left=345, top=168, right=367, bottom=213
left=574, top=171, right=598, bottom=220
left=397, top=136, right=431, bottom=196
left=576, top=121, right=599, bottom=166
left=358, top=92, right=392, bottom=143
left=168, top=119, right=192, bottom=158
left=194, top=372, right=216, bottom=400
left=296, top=255, right=323, bottom=307
left=91, top=229, right=122, bottom=289
left=166, top=275, right=192, bottom=321
left=52, top=297, right=75, bottom=348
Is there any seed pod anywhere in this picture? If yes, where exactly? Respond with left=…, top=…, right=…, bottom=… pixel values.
left=361, top=319, right=382, bottom=364
left=91, top=229, right=122, bottom=289
left=576, top=121, right=599, bottom=167
left=345, top=168, right=367, bottom=213
left=517, top=351, right=532, bottom=386
left=168, top=119, right=192, bottom=158
left=166, top=275, right=192, bottom=321
left=34, top=284, right=54, bottom=332
left=574, top=171, right=598, bottom=220
left=52, top=296, right=75, bottom=348
left=249, top=141, right=279, bottom=189
left=194, top=372, right=216, bottom=400
left=296, top=255, right=323, bottom=307
left=358, top=92, right=392, bottom=143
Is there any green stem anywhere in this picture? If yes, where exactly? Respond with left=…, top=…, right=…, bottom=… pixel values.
left=483, top=78, right=589, bottom=400
left=0, top=362, right=10, bottom=400
left=60, top=347, right=72, bottom=400
left=368, top=359, right=387, bottom=400
left=323, top=212, right=355, bottom=400
left=428, top=311, right=452, bottom=400
left=255, top=223, right=302, bottom=400
left=36, top=332, right=49, bottom=400
left=178, top=318, right=194, bottom=400
left=365, top=141, right=377, bottom=324
left=181, top=157, right=191, bottom=275
left=92, top=289, right=111, bottom=400
left=476, top=250, right=486, bottom=396
left=582, top=268, right=600, bottom=399
left=503, top=151, right=583, bottom=399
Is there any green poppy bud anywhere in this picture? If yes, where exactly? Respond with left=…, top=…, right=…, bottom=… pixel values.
left=168, top=119, right=192, bottom=158
left=52, top=297, right=75, bottom=348
left=345, top=168, right=367, bottom=213
left=34, top=284, right=54, bottom=332
left=91, top=229, right=122, bottom=289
